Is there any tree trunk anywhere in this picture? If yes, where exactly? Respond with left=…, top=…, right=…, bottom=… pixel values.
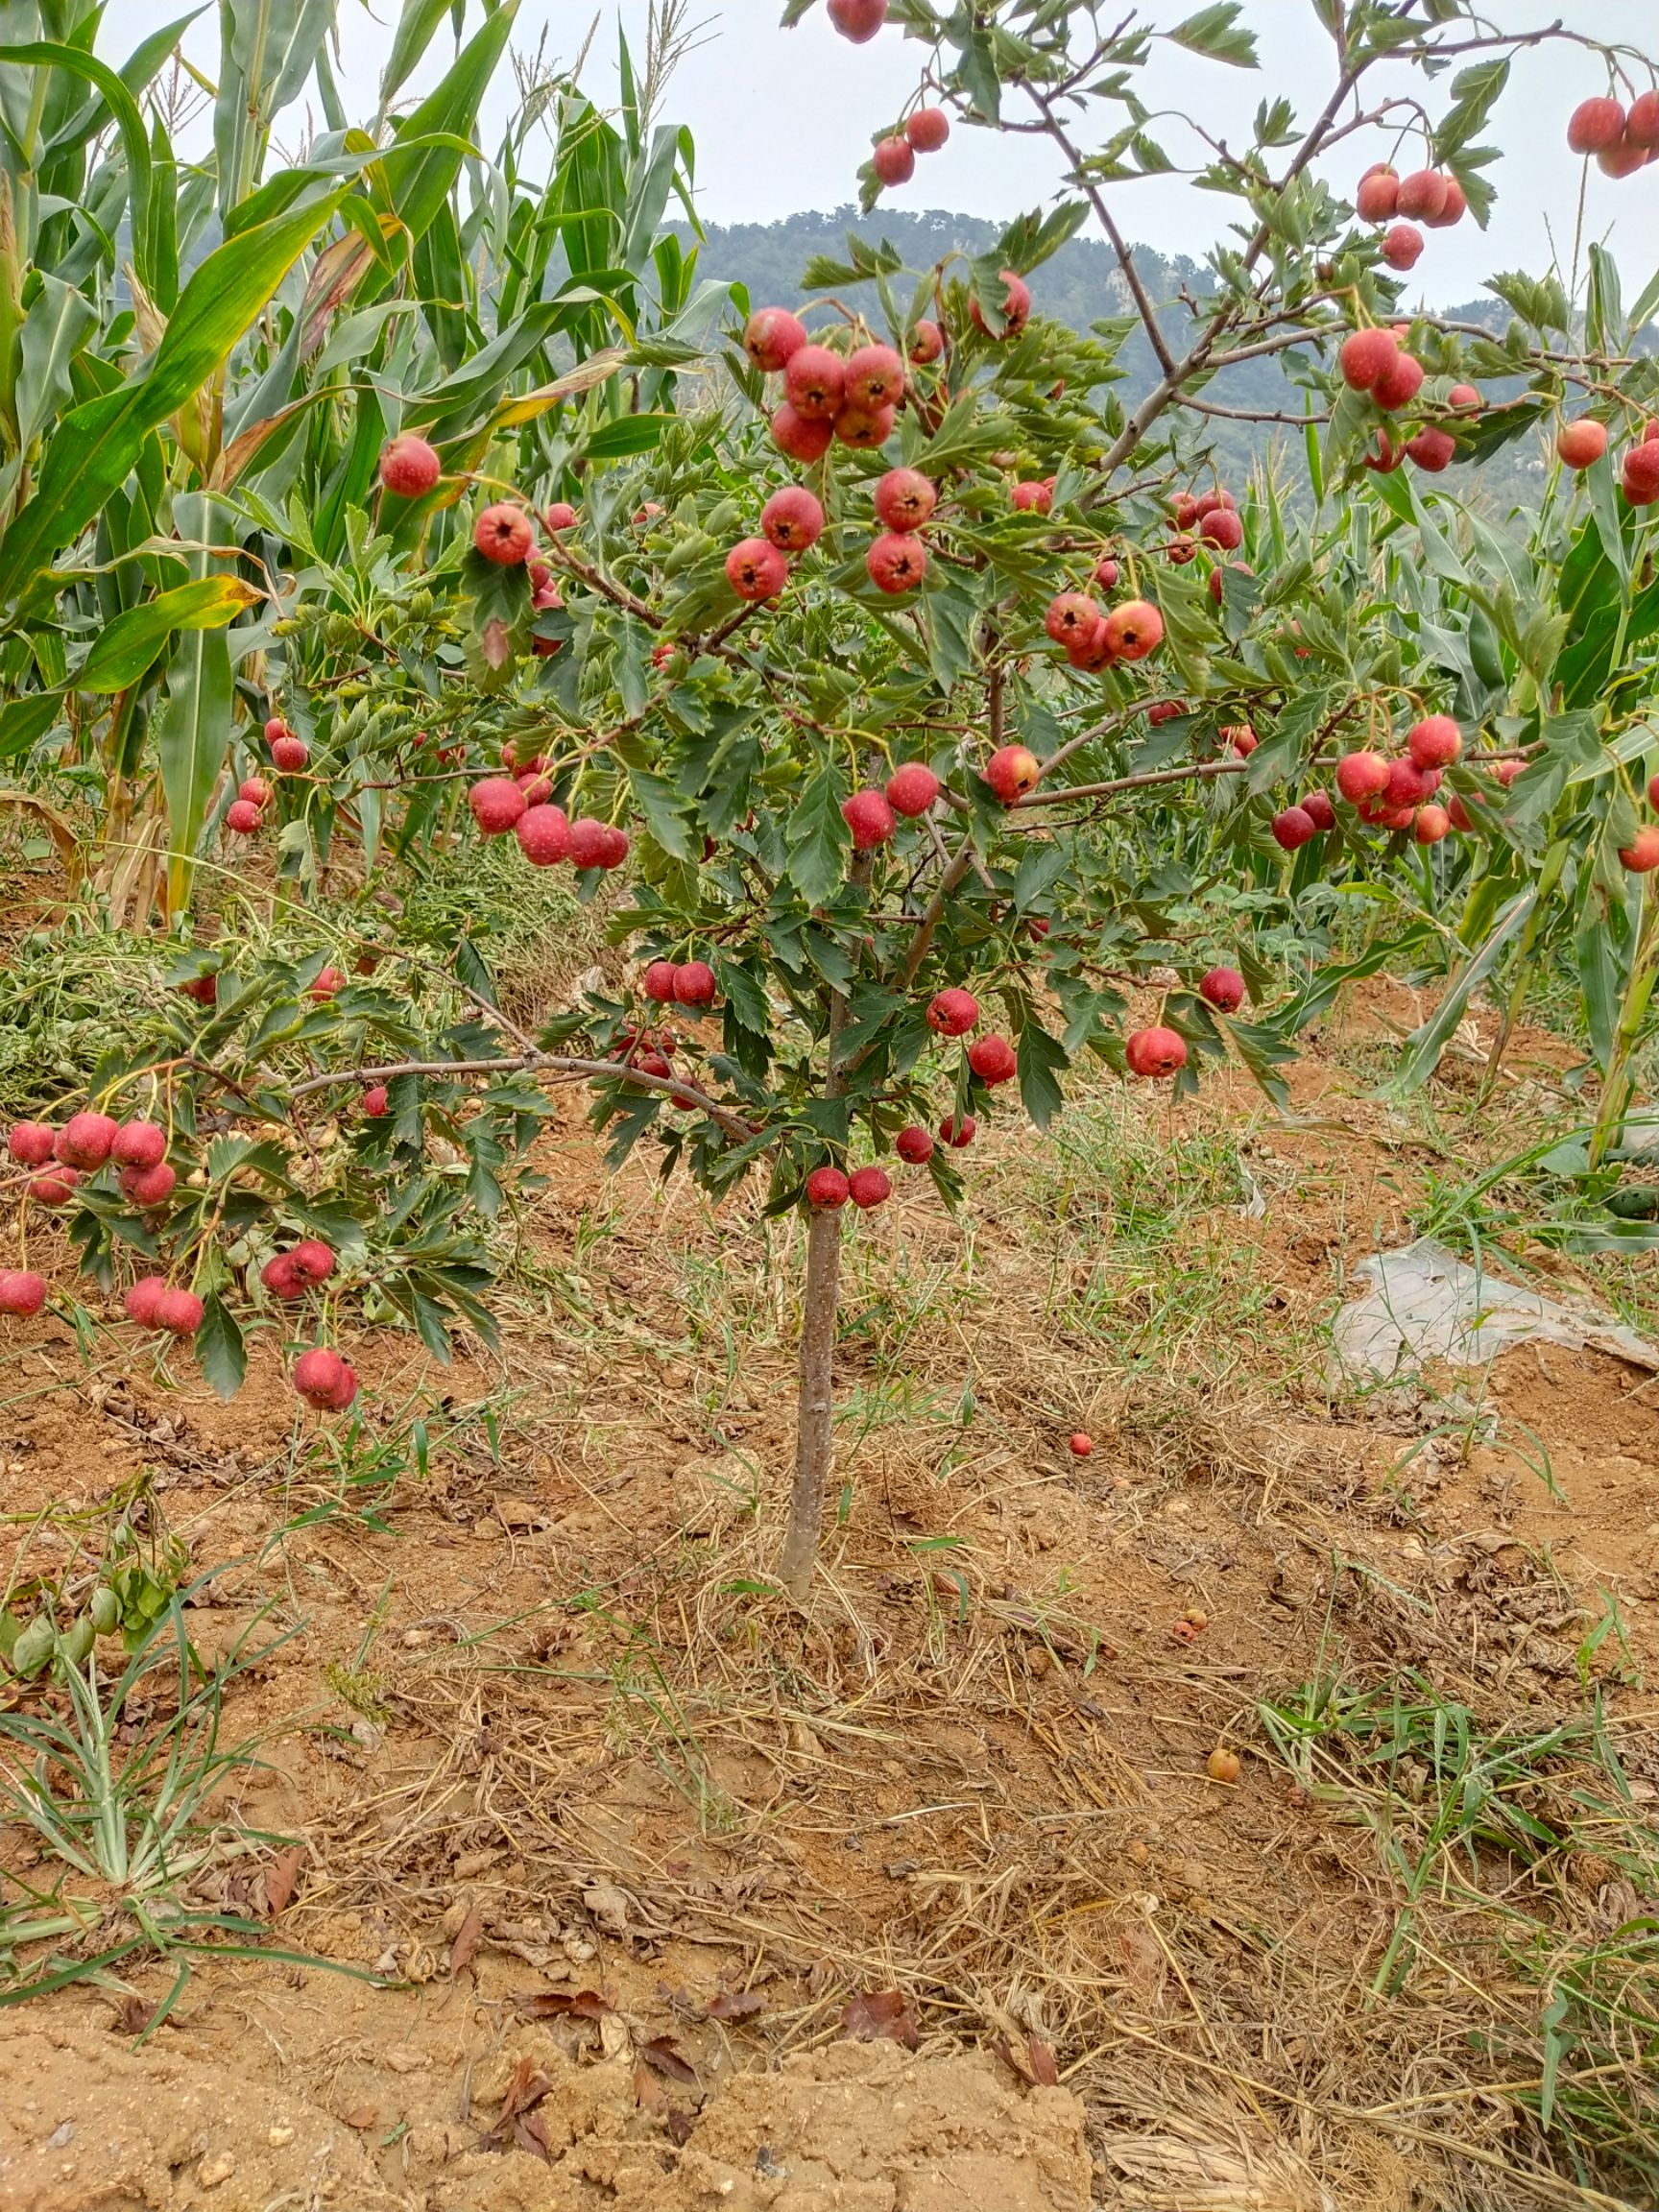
left=777, top=1195, right=844, bottom=1599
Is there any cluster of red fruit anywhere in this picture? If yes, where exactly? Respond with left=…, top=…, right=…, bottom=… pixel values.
left=1566, top=93, right=1659, bottom=179
left=1556, top=416, right=1659, bottom=506
left=265, top=714, right=308, bottom=774
left=871, top=106, right=950, bottom=191
left=1336, top=326, right=1477, bottom=474
left=839, top=756, right=943, bottom=851
left=642, top=958, right=718, bottom=1009
left=1268, top=788, right=1339, bottom=851
left=468, top=759, right=630, bottom=872
left=742, top=312, right=912, bottom=468
left=226, top=771, right=273, bottom=836
left=1043, top=581, right=1166, bottom=675
left=1331, top=715, right=1478, bottom=844
left=4, top=1114, right=194, bottom=1330
left=1353, top=160, right=1466, bottom=274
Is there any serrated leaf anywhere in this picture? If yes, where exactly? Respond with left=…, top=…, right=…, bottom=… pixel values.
left=1017, top=1021, right=1068, bottom=1131
left=195, top=1294, right=246, bottom=1401
left=785, top=767, right=850, bottom=906
left=1166, top=4, right=1258, bottom=66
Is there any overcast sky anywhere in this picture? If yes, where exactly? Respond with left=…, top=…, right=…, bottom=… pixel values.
left=127, top=0, right=1659, bottom=304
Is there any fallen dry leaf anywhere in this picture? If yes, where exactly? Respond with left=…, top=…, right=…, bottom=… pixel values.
left=842, top=1987, right=920, bottom=2050
left=108, top=1994, right=163, bottom=2037
left=1026, top=2034, right=1060, bottom=2086
left=515, top=1985, right=612, bottom=2020
left=582, top=1880, right=633, bottom=1935
left=704, top=1989, right=766, bottom=2022
left=340, top=2106, right=378, bottom=2131
left=448, top=1904, right=484, bottom=1976
left=637, top=2034, right=698, bottom=2087
left=262, top=1846, right=303, bottom=1918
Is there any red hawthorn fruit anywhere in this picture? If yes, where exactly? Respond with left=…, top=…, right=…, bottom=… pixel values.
left=726, top=538, right=789, bottom=601
left=1355, top=164, right=1400, bottom=221
left=1125, top=1026, right=1188, bottom=1078
left=760, top=486, right=825, bottom=551
left=1395, top=168, right=1449, bottom=222
left=294, top=1346, right=349, bottom=1407
left=743, top=307, right=809, bottom=373
left=1408, top=714, right=1463, bottom=768
left=124, top=1275, right=168, bottom=1326
left=1225, top=725, right=1257, bottom=757
left=1569, top=97, right=1627, bottom=154
left=1364, top=432, right=1405, bottom=475
left=324, top=1362, right=360, bottom=1411
left=1600, top=137, right=1654, bottom=175
left=772, top=402, right=835, bottom=463
left=517, top=805, right=572, bottom=866
left=379, top=434, right=442, bottom=497
left=566, top=817, right=610, bottom=870
left=985, top=744, right=1041, bottom=803
left=784, top=344, right=846, bottom=421
left=906, top=107, right=950, bottom=152
left=1557, top=418, right=1608, bottom=469
left=598, top=826, right=629, bottom=869
left=156, top=1287, right=204, bottom=1335
left=872, top=135, right=915, bottom=186
left=833, top=400, right=895, bottom=450
left=1649, top=768, right=1659, bottom=809
left=469, top=777, right=527, bottom=834
left=1381, top=224, right=1424, bottom=272
left=261, top=1253, right=305, bottom=1300
left=1199, top=967, right=1246, bottom=1013
left=927, top=988, right=979, bottom=1036
left=57, top=1112, right=118, bottom=1169
left=1448, top=382, right=1482, bottom=412
left=31, top=1169, right=79, bottom=1205
left=848, top=1165, right=892, bottom=1210
left=895, top=1124, right=935, bottom=1164
left=1101, top=600, right=1163, bottom=661
left=968, top=1034, right=1017, bottom=1084
left=674, top=961, right=717, bottom=1008
left=827, top=0, right=885, bottom=39
left=806, top=1166, right=851, bottom=1209
left=1385, top=758, right=1433, bottom=808
left=632, top=1049, right=674, bottom=1083
left=886, top=762, right=941, bottom=816
left=1094, top=556, right=1120, bottom=589
left=1200, top=507, right=1244, bottom=550
left=1629, top=91, right=1659, bottom=148
left=362, top=1085, right=389, bottom=1118
left=938, top=1114, right=977, bottom=1148
left=1300, top=790, right=1337, bottom=831
left=1426, top=175, right=1466, bottom=227
left=1010, top=478, right=1054, bottom=515
left=1493, top=758, right=1526, bottom=787
left=543, top=501, right=578, bottom=533
left=643, top=959, right=681, bottom=1003
left=1447, top=794, right=1474, bottom=832
left=7, top=1122, right=55, bottom=1166
left=1272, top=805, right=1317, bottom=852
left=1623, top=442, right=1659, bottom=505
left=1209, top=563, right=1251, bottom=605
left=1335, top=751, right=1392, bottom=804
left=474, top=502, right=534, bottom=565
left=226, top=798, right=262, bottom=834
left=842, top=788, right=897, bottom=850
left=0, top=1270, right=47, bottom=1317
left=119, top=1162, right=177, bottom=1209
left=874, top=467, right=936, bottom=530
left=239, top=777, right=272, bottom=807
left=969, top=269, right=1031, bottom=339
left=1194, top=489, right=1235, bottom=517
left=289, top=1239, right=336, bottom=1284
left=845, top=344, right=904, bottom=410
left=1621, top=827, right=1659, bottom=873
left=1172, top=493, right=1202, bottom=529
left=1045, top=592, right=1099, bottom=647
left=264, top=715, right=289, bottom=746
left=1373, top=350, right=1426, bottom=412
left=310, top=967, right=344, bottom=1001
left=867, top=532, right=927, bottom=592
left=1166, top=534, right=1198, bottom=565
left=908, top=320, right=944, bottom=365
left=1065, top=617, right=1117, bottom=674
left=271, top=733, right=308, bottom=772
left=1414, top=805, right=1452, bottom=844
left=517, top=772, right=554, bottom=806
left=1407, top=427, right=1456, bottom=471
left=1147, top=700, right=1186, bottom=726
left=1068, top=1431, right=1093, bottom=1457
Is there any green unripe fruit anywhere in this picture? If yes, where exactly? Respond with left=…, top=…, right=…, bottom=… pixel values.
left=90, top=1586, right=120, bottom=1634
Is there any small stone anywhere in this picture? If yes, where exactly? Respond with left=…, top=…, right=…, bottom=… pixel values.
left=199, top=2152, right=236, bottom=2188
left=267, top=2126, right=295, bottom=2149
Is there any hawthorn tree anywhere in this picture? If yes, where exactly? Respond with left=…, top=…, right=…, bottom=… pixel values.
left=6, top=0, right=1659, bottom=1603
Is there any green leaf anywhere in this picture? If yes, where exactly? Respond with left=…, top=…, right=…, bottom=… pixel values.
left=0, top=42, right=156, bottom=294
left=585, top=413, right=674, bottom=458
left=785, top=767, right=850, bottom=906
left=79, top=578, right=259, bottom=694
left=15, top=272, right=99, bottom=448
left=0, top=190, right=347, bottom=609
left=195, top=1293, right=247, bottom=1400
left=1017, top=1020, right=1069, bottom=1131
left=378, top=1, right=518, bottom=247
left=1166, top=4, right=1258, bottom=66
left=379, top=0, right=456, bottom=114
left=155, top=493, right=235, bottom=912
left=1394, top=889, right=1536, bottom=1092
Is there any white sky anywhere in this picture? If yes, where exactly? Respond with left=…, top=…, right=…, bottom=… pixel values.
left=125, top=0, right=1659, bottom=304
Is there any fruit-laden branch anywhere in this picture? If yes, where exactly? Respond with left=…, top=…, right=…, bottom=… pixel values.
left=1012, top=757, right=1250, bottom=808
left=287, top=1052, right=756, bottom=1139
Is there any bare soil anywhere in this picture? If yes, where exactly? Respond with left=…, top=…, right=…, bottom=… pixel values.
left=2, top=984, right=1656, bottom=2212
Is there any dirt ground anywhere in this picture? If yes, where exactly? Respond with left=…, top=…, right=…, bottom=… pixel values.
left=2, top=981, right=1657, bottom=2212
